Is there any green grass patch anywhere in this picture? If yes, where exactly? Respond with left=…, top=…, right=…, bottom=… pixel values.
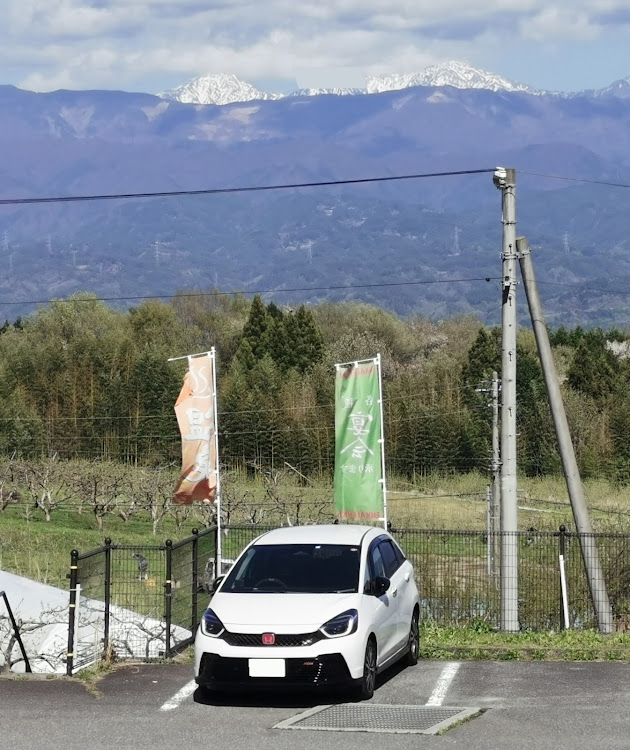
left=420, top=622, right=630, bottom=661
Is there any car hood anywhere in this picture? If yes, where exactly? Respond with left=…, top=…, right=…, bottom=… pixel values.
left=210, top=592, right=359, bottom=632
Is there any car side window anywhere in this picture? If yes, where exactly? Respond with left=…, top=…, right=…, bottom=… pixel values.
left=379, top=540, right=400, bottom=578
left=368, top=543, right=387, bottom=580
left=391, top=539, right=406, bottom=567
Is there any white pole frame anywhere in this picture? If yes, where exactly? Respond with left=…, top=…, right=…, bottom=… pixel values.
left=210, top=347, right=222, bottom=574
left=376, top=353, right=388, bottom=530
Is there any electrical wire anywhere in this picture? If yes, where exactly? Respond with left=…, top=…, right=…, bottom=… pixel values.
left=537, top=280, right=630, bottom=298
left=0, top=168, right=495, bottom=206
left=0, top=276, right=499, bottom=307
left=518, top=170, right=630, bottom=189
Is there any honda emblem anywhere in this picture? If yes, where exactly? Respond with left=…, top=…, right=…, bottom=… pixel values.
left=262, top=633, right=275, bottom=646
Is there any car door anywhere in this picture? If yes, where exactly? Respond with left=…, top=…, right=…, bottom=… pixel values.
left=391, top=539, right=418, bottom=637
left=379, top=539, right=413, bottom=652
left=363, top=539, right=399, bottom=664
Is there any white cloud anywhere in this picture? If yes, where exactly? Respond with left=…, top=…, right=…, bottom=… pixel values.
left=520, top=7, right=602, bottom=41
left=1, top=0, right=630, bottom=92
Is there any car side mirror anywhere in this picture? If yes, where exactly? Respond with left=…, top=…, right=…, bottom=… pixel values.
left=364, top=576, right=390, bottom=597
left=211, top=575, right=225, bottom=593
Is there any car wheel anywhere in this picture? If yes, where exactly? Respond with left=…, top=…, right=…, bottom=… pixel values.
left=405, top=610, right=419, bottom=667
left=355, top=637, right=377, bottom=701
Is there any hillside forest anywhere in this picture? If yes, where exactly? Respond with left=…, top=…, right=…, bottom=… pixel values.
left=0, top=291, right=628, bottom=485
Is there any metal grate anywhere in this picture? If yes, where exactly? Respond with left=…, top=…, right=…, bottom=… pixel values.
left=274, top=704, right=481, bottom=735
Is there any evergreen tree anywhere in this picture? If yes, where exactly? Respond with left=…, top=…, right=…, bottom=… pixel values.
left=241, top=295, right=270, bottom=359
left=567, top=337, right=618, bottom=402
left=292, top=305, right=324, bottom=373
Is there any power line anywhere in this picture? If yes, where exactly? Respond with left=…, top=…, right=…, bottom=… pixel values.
left=519, top=170, right=630, bottom=189
left=0, top=277, right=499, bottom=307
left=538, top=280, right=630, bottom=298
left=0, top=168, right=495, bottom=206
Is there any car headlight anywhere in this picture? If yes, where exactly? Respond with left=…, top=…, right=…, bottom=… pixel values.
left=320, top=609, right=358, bottom=638
left=200, top=608, right=225, bottom=637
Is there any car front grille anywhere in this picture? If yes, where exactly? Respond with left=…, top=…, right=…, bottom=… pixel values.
left=198, top=653, right=351, bottom=686
left=222, top=631, right=324, bottom=648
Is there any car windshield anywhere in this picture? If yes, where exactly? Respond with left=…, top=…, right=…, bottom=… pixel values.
left=221, top=543, right=361, bottom=594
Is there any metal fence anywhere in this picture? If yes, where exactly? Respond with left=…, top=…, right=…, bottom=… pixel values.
left=66, top=524, right=630, bottom=673
left=66, top=528, right=217, bottom=674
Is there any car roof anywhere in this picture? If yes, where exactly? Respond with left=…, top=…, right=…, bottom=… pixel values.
left=251, top=524, right=383, bottom=547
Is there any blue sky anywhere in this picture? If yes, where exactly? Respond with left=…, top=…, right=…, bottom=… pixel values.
left=1, top=1, right=629, bottom=94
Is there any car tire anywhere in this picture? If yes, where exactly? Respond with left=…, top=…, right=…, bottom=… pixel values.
left=405, top=610, right=420, bottom=667
left=354, top=637, right=377, bottom=701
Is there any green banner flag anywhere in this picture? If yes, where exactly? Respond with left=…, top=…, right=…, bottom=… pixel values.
left=334, top=360, right=383, bottom=522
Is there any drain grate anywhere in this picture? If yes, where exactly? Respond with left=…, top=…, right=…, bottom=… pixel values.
left=274, top=704, right=481, bottom=735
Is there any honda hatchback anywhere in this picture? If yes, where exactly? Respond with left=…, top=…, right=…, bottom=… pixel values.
left=194, top=524, right=420, bottom=700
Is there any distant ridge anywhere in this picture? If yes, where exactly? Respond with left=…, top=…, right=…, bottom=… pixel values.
left=158, top=61, right=630, bottom=107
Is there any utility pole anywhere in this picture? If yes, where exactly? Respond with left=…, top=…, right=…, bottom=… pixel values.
left=494, top=167, right=519, bottom=632
left=491, top=370, right=501, bottom=574
left=516, top=236, right=613, bottom=633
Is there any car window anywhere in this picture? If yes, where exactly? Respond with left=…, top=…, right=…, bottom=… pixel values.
left=378, top=540, right=400, bottom=578
left=391, top=539, right=406, bottom=567
left=368, top=543, right=387, bottom=579
left=221, top=544, right=360, bottom=593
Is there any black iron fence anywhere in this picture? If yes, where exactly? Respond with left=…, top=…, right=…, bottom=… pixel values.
left=66, top=528, right=216, bottom=674
left=66, top=524, right=630, bottom=673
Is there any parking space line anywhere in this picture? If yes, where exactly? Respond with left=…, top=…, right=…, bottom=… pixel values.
left=425, top=662, right=460, bottom=706
left=160, top=680, right=197, bottom=711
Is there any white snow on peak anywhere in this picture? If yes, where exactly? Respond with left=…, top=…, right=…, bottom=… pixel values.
left=367, top=61, right=537, bottom=95
left=289, top=87, right=364, bottom=98
left=158, top=74, right=282, bottom=106
left=579, top=75, right=630, bottom=99
left=157, top=63, right=630, bottom=107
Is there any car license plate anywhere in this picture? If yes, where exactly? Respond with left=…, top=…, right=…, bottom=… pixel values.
left=248, top=659, right=286, bottom=678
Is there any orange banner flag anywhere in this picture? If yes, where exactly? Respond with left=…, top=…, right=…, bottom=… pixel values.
left=173, top=353, right=217, bottom=505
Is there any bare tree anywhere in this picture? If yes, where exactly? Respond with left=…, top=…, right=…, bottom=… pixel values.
left=136, top=468, right=175, bottom=535
left=21, top=457, right=74, bottom=522
left=70, top=462, right=128, bottom=532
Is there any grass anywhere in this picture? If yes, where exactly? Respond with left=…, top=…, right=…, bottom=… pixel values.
left=420, top=622, right=630, bottom=661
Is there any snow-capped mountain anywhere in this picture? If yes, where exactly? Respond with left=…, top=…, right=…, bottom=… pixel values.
left=366, top=61, right=537, bottom=95
left=159, top=62, right=538, bottom=106
left=159, top=62, right=630, bottom=106
left=289, top=87, right=364, bottom=97
left=158, top=73, right=282, bottom=106
left=583, top=75, right=630, bottom=99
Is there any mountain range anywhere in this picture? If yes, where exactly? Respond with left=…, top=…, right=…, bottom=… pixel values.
left=159, top=61, right=630, bottom=106
left=1, top=61, right=630, bottom=327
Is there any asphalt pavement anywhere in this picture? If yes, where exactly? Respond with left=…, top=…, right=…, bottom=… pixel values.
left=2, top=659, right=629, bottom=749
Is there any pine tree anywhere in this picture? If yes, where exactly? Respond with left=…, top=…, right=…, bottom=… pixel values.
left=291, top=305, right=324, bottom=373
left=241, top=295, right=270, bottom=359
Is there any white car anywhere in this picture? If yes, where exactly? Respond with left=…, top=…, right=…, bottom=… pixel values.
left=194, top=524, right=420, bottom=700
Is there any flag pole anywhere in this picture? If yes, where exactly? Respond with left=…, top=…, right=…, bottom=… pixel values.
left=376, top=353, right=388, bottom=530
left=210, top=346, right=222, bottom=575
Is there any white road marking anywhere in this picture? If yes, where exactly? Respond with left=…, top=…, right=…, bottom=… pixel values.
left=160, top=679, right=197, bottom=711
left=425, top=662, right=460, bottom=706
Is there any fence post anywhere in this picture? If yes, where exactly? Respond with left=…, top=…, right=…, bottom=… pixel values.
left=103, top=538, right=112, bottom=658
left=557, top=525, right=570, bottom=629
left=165, top=540, right=173, bottom=658
left=66, top=549, right=79, bottom=677
left=191, top=528, right=199, bottom=632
